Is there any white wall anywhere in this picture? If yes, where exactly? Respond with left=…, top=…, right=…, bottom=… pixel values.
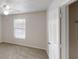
left=2, top=11, right=47, bottom=50
left=0, top=15, right=2, bottom=42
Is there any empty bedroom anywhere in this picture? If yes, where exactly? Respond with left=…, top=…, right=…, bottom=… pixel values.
left=0, top=0, right=78, bottom=59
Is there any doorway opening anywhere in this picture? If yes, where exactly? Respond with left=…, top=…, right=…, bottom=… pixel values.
left=60, top=1, right=78, bottom=59
left=69, top=1, right=78, bottom=59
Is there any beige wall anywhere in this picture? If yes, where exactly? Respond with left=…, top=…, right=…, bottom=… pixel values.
left=69, top=1, right=78, bottom=59
left=0, top=15, right=2, bottom=42
left=2, top=11, right=47, bottom=50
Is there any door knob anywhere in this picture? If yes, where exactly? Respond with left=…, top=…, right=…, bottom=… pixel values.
left=48, top=42, right=51, bottom=45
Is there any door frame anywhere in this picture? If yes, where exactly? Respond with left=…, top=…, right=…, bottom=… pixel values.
left=60, top=0, right=78, bottom=59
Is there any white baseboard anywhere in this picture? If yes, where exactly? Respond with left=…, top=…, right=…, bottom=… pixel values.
left=1, top=41, right=46, bottom=50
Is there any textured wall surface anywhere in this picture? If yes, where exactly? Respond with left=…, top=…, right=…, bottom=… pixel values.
left=0, top=15, right=2, bottom=42
left=2, top=11, right=47, bottom=50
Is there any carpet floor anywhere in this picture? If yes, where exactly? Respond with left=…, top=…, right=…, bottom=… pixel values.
left=0, top=43, right=48, bottom=59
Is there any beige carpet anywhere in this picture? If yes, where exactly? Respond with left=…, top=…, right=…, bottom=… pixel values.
left=0, top=43, right=48, bottom=59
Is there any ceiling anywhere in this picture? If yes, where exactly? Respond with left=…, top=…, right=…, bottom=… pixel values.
left=0, top=0, right=53, bottom=14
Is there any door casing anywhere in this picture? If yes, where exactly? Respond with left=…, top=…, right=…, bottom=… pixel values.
left=60, top=0, right=77, bottom=59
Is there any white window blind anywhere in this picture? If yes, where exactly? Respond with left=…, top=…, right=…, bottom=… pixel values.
left=14, top=19, right=25, bottom=39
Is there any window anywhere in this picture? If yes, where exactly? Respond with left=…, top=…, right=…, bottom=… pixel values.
left=14, top=19, right=26, bottom=39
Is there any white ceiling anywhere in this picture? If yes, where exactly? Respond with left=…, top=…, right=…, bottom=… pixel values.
left=0, top=0, right=53, bottom=14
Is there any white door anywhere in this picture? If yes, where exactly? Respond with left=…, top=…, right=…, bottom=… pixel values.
left=48, top=8, right=60, bottom=59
